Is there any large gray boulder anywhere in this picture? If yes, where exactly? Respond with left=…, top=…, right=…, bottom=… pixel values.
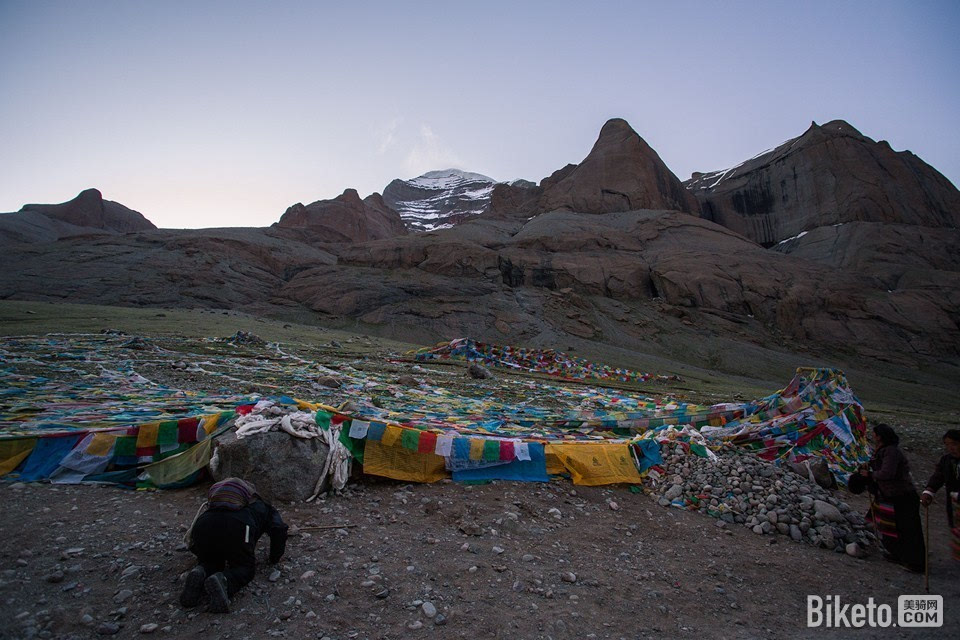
left=210, top=431, right=329, bottom=503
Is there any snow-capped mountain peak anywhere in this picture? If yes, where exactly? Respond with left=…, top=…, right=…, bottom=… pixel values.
left=383, top=169, right=506, bottom=232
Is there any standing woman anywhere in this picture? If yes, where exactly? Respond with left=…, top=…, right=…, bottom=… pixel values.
left=861, top=423, right=926, bottom=572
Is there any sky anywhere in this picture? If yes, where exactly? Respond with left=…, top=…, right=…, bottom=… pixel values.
left=1, top=0, right=958, bottom=229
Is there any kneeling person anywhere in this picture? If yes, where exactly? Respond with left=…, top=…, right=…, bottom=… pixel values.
left=180, top=478, right=288, bottom=612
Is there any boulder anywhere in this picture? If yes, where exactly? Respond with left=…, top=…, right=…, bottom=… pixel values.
left=813, top=500, right=845, bottom=524
left=468, top=363, right=493, bottom=379
left=788, top=459, right=836, bottom=489
left=210, top=430, right=329, bottom=503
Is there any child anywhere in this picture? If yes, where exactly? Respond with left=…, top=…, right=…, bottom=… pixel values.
left=180, top=478, right=289, bottom=612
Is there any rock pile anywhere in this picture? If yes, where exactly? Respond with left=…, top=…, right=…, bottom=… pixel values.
left=224, top=330, right=266, bottom=346
left=650, top=444, right=873, bottom=554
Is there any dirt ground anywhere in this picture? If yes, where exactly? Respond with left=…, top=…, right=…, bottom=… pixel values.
left=1, top=471, right=957, bottom=640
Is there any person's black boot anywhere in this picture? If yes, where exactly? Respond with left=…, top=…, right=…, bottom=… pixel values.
left=179, top=566, right=207, bottom=607
left=205, top=572, right=230, bottom=613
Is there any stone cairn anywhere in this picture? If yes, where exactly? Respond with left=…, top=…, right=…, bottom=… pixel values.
left=650, top=443, right=873, bottom=555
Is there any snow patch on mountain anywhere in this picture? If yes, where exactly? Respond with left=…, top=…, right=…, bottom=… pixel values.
left=383, top=169, right=523, bottom=232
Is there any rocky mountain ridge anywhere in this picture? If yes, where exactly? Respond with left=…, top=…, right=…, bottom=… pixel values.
left=2, top=117, right=958, bottom=374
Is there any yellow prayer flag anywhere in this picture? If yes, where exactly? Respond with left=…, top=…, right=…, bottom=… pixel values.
left=382, top=424, right=403, bottom=447
left=550, top=443, right=644, bottom=486
left=87, top=433, right=117, bottom=457
left=136, top=422, right=160, bottom=448
left=0, top=438, right=36, bottom=476
left=144, top=438, right=213, bottom=487
left=543, top=444, right=567, bottom=475
left=362, top=440, right=447, bottom=483
left=469, top=438, right=485, bottom=460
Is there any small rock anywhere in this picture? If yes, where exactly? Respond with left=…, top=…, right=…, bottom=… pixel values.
left=561, top=571, right=577, bottom=583
left=96, top=622, right=120, bottom=636
left=269, top=569, right=281, bottom=582
left=663, top=484, right=683, bottom=501
left=300, top=570, right=316, bottom=581
left=434, top=614, right=447, bottom=626
left=139, top=623, right=158, bottom=634
left=407, top=620, right=424, bottom=630
left=422, top=602, right=437, bottom=618
left=113, top=590, right=133, bottom=604
left=845, top=542, right=863, bottom=558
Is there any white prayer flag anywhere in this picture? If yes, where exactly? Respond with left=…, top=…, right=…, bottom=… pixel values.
left=435, top=435, right=454, bottom=456
left=515, top=442, right=531, bottom=461
left=349, top=420, right=370, bottom=439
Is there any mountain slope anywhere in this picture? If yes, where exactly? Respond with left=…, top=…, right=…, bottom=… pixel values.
left=684, top=120, right=960, bottom=247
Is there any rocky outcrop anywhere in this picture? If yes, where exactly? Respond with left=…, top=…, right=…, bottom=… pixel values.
left=489, top=119, right=699, bottom=218
left=19, top=188, right=157, bottom=233
left=1, top=188, right=156, bottom=245
left=685, top=120, right=960, bottom=247
left=275, top=188, right=407, bottom=243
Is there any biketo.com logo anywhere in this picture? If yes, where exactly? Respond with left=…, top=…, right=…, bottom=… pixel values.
left=807, top=595, right=943, bottom=628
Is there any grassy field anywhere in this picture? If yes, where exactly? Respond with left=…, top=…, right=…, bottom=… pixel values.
left=2, top=299, right=957, bottom=434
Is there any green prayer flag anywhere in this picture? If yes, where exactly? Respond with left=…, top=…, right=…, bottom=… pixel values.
left=158, top=421, right=179, bottom=446
left=114, top=436, right=137, bottom=457
left=689, top=443, right=709, bottom=458
left=401, top=428, right=420, bottom=450
left=315, top=412, right=331, bottom=431
left=338, top=425, right=364, bottom=464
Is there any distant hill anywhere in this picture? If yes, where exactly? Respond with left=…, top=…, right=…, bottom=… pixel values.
left=0, top=188, right=156, bottom=245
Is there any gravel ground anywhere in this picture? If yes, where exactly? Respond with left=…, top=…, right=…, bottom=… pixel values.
left=1, top=473, right=957, bottom=640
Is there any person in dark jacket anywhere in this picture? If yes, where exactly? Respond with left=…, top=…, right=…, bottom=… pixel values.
left=920, top=429, right=960, bottom=527
left=860, top=423, right=925, bottom=572
left=180, top=478, right=289, bottom=613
